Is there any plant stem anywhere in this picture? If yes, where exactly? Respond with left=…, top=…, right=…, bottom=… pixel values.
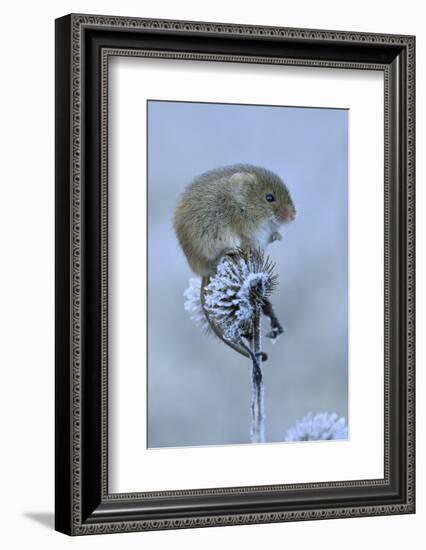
left=250, top=305, right=265, bottom=443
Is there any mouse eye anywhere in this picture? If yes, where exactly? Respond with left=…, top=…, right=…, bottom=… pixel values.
left=265, top=193, right=275, bottom=202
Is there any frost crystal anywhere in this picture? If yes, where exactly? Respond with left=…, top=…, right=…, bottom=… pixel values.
left=284, top=412, right=348, bottom=442
left=203, top=250, right=278, bottom=345
left=183, top=277, right=210, bottom=333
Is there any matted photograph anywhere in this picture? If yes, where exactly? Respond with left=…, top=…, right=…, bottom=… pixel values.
left=147, top=99, right=349, bottom=448
left=56, top=15, right=415, bottom=535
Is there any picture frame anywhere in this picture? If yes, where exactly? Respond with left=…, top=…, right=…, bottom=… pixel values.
left=55, top=13, right=415, bottom=535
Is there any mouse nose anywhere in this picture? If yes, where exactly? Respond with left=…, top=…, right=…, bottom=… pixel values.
left=279, top=207, right=296, bottom=223
left=288, top=209, right=296, bottom=222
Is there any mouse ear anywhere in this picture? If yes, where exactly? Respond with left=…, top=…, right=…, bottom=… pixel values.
left=229, top=171, right=256, bottom=200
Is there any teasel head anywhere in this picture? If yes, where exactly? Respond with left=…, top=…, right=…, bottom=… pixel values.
left=202, top=248, right=278, bottom=345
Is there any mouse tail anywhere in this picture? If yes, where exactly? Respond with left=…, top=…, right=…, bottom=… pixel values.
left=200, top=275, right=267, bottom=362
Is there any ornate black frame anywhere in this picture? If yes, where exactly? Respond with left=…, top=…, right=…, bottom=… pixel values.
left=55, top=13, right=415, bottom=535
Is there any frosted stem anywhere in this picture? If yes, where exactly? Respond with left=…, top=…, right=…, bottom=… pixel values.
left=250, top=306, right=265, bottom=443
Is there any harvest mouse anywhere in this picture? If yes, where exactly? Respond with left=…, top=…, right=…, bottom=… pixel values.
left=174, top=164, right=296, bottom=359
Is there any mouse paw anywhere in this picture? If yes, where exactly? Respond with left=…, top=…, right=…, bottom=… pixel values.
left=269, top=231, right=282, bottom=243
left=265, top=325, right=284, bottom=343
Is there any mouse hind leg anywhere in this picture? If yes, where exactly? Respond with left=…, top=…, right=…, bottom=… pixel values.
left=262, top=299, right=284, bottom=341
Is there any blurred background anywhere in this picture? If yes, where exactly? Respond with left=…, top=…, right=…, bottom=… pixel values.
left=147, top=100, right=348, bottom=448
